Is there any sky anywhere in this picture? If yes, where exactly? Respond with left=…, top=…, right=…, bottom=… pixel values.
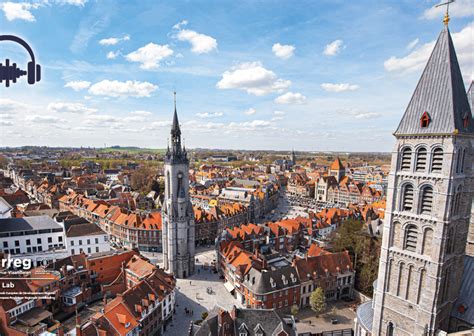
left=0, top=0, right=473, bottom=152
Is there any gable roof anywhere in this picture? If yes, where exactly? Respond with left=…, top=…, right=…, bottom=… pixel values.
left=395, top=26, right=473, bottom=136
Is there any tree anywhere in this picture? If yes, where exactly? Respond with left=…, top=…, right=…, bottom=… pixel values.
left=310, top=287, right=326, bottom=316
left=290, top=304, right=299, bottom=316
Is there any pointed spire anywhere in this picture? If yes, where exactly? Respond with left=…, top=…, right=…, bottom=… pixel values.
left=172, top=91, right=180, bottom=136
left=394, top=25, right=473, bottom=136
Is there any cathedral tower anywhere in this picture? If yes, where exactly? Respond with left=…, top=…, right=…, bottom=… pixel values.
left=371, top=17, right=473, bottom=335
left=162, top=94, right=195, bottom=278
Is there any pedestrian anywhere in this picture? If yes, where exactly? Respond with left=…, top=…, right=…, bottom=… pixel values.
left=190, top=280, right=192, bottom=285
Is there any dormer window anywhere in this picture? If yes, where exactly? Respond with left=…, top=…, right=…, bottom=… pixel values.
left=282, top=275, right=287, bottom=285
left=420, top=111, right=430, bottom=128
left=463, top=112, right=470, bottom=129
left=270, top=277, right=276, bottom=288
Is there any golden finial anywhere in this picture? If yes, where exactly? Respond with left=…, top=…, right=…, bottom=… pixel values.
left=435, top=1, right=454, bottom=26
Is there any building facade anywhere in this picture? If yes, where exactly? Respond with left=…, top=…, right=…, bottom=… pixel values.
left=162, top=98, right=196, bottom=278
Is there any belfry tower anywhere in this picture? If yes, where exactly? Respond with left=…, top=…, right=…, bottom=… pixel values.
left=162, top=93, right=195, bottom=278
left=370, top=12, right=473, bottom=336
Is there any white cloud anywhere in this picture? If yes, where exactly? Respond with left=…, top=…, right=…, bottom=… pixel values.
left=0, top=98, right=30, bottom=111
left=83, top=114, right=118, bottom=125
left=88, top=80, right=158, bottom=98
left=274, top=111, right=286, bottom=116
left=244, top=108, right=256, bottom=116
left=323, top=39, right=344, bottom=56
left=0, top=120, right=13, bottom=126
left=106, top=51, right=120, bottom=59
left=143, top=121, right=171, bottom=130
left=176, top=29, right=217, bottom=54
left=217, top=62, right=291, bottom=96
left=57, top=0, right=88, bottom=6
left=99, top=35, right=130, bottom=46
left=1, top=2, right=39, bottom=22
left=271, top=116, right=284, bottom=121
left=274, top=92, right=307, bottom=105
left=272, top=43, right=295, bottom=60
left=130, top=110, right=152, bottom=117
left=321, top=83, right=359, bottom=92
left=25, top=115, right=65, bottom=123
left=354, top=112, right=381, bottom=119
left=423, top=0, right=474, bottom=20
left=173, top=19, right=188, bottom=30
left=384, top=22, right=473, bottom=76
left=406, top=38, right=419, bottom=51
left=123, top=116, right=146, bottom=122
left=227, top=120, right=272, bottom=131
left=64, top=80, right=91, bottom=91
left=48, top=102, right=97, bottom=114
left=125, top=43, right=173, bottom=69
left=196, top=112, right=223, bottom=118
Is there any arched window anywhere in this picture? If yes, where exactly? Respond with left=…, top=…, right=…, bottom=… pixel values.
left=415, top=147, right=427, bottom=172
left=431, top=147, right=443, bottom=172
left=406, top=265, right=414, bottom=301
left=417, top=269, right=426, bottom=304
left=420, top=186, right=434, bottom=214
left=446, top=227, right=455, bottom=254
left=392, top=221, right=401, bottom=248
left=461, top=148, right=466, bottom=173
left=404, top=225, right=418, bottom=252
left=402, top=184, right=414, bottom=211
left=166, top=172, right=170, bottom=198
left=400, top=147, right=412, bottom=171
left=453, top=185, right=463, bottom=215
left=396, top=262, right=405, bottom=296
left=456, top=148, right=463, bottom=173
left=387, top=322, right=394, bottom=336
left=386, top=259, right=393, bottom=293
left=421, top=228, right=433, bottom=256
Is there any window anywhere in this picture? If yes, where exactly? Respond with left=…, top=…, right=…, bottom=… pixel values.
left=402, top=184, right=414, bottom=211
left=392, top=222, right=401, bottom=248
left=421, top=228, right=433, bottom=256
left=48, top=237, right=52, bottom=243
left=387, top=322, right=394, bottom=336
left=37, top=238, right=41, bottom=244
left=87, top=239, right=90, bottom=245
left=88, top=247, right=91, bottom=254
left=71, top=249, right=75, bottom=255
left=96, top=247, right=99, bottom=253
left=415, top=147, right=427, bottom=172
left=461, top=148, right=466, bottom=173
left=400, top=147, right=412, bottom=171
left=79, top=240, right=82, bottom=245
left=420, top=186, right=433, bottom=214
left=420, top=111, right=430, bottom=128
left=95, top=238, right=99, bottom=244
left=26, top=239, right=30, bottom=246
left=71, top=240, right=74, bottom=246
left=404, top=225, right=418, bottom=252
left=396, top=263, right=404, bottom=296
left=58, top=236, right=63, bottom=242
left=446, top=227, right=455, bottom=254
left=417, top=269, right=426, bottom=304
left=14, top=240, right=19, bottom=247
left=453, top=186, right=463, bottom=215
left=3, top=242, right=7, bottom=248
left=431, top=148, right=443, bottom=172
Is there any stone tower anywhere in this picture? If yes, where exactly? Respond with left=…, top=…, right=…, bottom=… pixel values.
left=162, top=95, right=195, bottom=278
left=371, top=21, right=473, bottom=335
left=329, top=157, right=345, bottom=183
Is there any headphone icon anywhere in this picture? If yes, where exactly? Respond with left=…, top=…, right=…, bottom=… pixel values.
left=0, top=35, right=41, bottom=87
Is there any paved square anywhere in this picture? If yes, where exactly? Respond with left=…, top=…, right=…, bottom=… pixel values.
left=163, top=248, right=242, bottom=336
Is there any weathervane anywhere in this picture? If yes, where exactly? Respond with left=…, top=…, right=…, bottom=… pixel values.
left=435, top=0, right=454, bottom=26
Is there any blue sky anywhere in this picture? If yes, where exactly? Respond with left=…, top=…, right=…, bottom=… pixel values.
left=1, top=0, right=473, bottom=151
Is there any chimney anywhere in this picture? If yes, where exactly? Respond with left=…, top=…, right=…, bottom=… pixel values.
left=75, top=310, right=82, bottom=336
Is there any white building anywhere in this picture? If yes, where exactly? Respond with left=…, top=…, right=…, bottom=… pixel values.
left=64, top=223, right=110, bottom=255
left=0, top=197, right=13, bottom=219
left=0, top=216, right=65, bottom=256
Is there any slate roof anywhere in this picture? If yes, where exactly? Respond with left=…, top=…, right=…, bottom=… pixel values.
left=451, top=255, right=474, bottom=325
left=0, top=215, right=62, bottom=233
left=394, top=26, right=473, bottom=136
left=243, top=264, right=300, bottom=295
left=66, top=223, right=106, bottom=237
left=356, top=301, right=374, bottom=332
left=234, top=308, right=295, bottom=336
left=468, top=81, right=473, bottom=112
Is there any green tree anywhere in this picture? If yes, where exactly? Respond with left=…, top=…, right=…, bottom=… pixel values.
left=290, top=304, right=299, bottom=316
left=310, top=287, right=326, bottom=316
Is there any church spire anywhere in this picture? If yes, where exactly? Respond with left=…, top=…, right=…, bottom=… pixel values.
left=165, top=92, right=188, bottom=164
left=394, top=22, right=473, bottom=136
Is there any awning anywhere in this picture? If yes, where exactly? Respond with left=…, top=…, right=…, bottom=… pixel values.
left=224, top=282, right=235, bottom=293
